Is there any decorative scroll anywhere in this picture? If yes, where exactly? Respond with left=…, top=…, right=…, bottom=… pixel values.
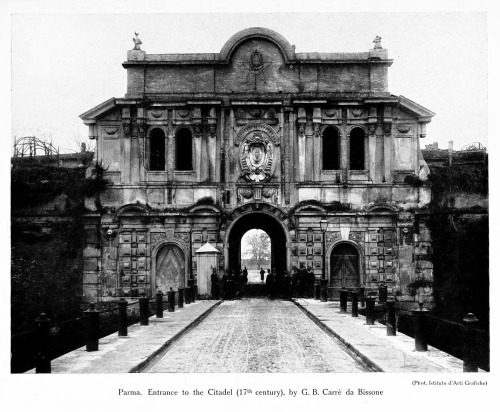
left=151, top=232, right=166, bottom=247
left=326, top=232, right=342, bottom=244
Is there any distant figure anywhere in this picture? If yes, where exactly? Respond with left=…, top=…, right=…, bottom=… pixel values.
left=260, top=267, right=265, bottom=282
left=291, top=266, right=298, bottom=299
left=307, top=266, right=315, bottom=298
left=266, top=270, right=275, bottom=300
left=275, top=269, right=284, bottom=299
left=283, top=270, right=292, bottom=300
left=229, top=270, right=236, bottom=300
left=240, top=267, right=248, bottom=298
left=297, top=265, right=307, bottom=297
left=222, top=270, right=229, bottom=300
left=211, top=268, right=219, bottom=300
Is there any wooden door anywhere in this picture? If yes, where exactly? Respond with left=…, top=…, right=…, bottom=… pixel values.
left=155, top=244, right=186, bottom=292
left=330, top=243, right=360, bottom=289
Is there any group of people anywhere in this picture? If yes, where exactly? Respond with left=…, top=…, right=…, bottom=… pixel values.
left=264, top=266, right=316, bottom=300
left=210, top=265, right=317, bottom=301
left=210, top=267, right=248, bottom=300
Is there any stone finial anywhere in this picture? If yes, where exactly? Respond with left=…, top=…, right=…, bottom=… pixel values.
left=373, top=35, right=382, bottom=50
left=133, top=32, right=142, bottom=50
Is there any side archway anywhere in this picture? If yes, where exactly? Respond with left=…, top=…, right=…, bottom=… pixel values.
left=152, top=241, right=188, bottom=293
left=326, top=240, right=364, bottom=290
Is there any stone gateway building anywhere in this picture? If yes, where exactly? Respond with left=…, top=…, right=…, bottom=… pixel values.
left=80, top=28, right=434, bottom=301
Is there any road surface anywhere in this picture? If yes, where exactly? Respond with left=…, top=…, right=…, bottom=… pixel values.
left=143, top=298, right=369, bottom=373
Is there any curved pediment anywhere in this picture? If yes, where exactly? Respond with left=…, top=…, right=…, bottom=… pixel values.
left=219, top=27, right=295, bottom=63
left=116, top=203, right=152, bottom=215
left=188, top=204, right=221, bottom=214
left=365, top=203, right=400, bottom=213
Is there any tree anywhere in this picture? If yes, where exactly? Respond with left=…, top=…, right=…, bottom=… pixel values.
left=243, top=230, right=271, bottom=268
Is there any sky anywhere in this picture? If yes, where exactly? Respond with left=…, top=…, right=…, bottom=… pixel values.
left=10, top=11, right=488, bottom=153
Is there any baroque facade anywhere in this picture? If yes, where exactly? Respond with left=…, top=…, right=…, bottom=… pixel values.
left=80, top=28, right=434, bottom=301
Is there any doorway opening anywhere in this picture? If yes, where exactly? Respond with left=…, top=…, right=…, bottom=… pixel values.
left=329, top=242, right=360, bottom=290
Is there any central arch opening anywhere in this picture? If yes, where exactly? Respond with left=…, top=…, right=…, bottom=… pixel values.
left=241, top=229, right=271, bottom=282
left=227, top=212, right=287, bottom=295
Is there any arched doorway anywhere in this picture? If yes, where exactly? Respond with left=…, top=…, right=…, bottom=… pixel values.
left=226, top=212, right=288, bottom=279
left=155, top=243, right=186, bottom=292
left=329, top=243, right=360, bottom=289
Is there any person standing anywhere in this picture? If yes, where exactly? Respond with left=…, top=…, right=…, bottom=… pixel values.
left=275, top=268, right=284, bottom=299
left=283, top=270, right=292, bottom=300
left=222, top=269, right=229, bottom=300
left=291, top=266, right=298, bottom=299
left=266, top=269, right=275, bottom=300
left=260, top=267, right=265, bottom=282
left=307, top=266, right=315, bottom=298
left=241, top=267, right=248, bottom=297
left=210, top=267, right=219, bottom=300
left=228, top=270, right=235, bottom=300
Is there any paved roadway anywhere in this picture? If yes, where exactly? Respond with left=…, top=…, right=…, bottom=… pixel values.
left=143, top=299, right=370, bottom=373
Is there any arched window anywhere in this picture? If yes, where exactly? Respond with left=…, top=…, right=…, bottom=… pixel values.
left=322, top=127, right=340, bottom=170
left=149, top=128, right=166, bottom=171
left=175, top=128, right=193, bottom=171
left=349, top=127, right=365, bottom=170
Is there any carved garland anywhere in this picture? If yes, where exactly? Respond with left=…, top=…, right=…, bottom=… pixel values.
left=235, top=123, right=280, bottom=147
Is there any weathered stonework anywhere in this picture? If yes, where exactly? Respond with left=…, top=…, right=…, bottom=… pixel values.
left=80, top=28, right=434, bottom=301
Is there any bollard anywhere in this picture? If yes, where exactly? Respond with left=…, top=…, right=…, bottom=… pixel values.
left=378, top=282, right=388, bottom=303
left=185, top=287, right=191, bottom=305
left=84, top=303, right=100, bottom=352
left=178, top=287, right=184, bottom=308
left=386, top=301, right=396, bottom=336
left=118, top=298, right=128, bottom=336
left=139, top=294, right=149, bottom=326
left=167, top=287, right=176, bottom=312
left=365, top=297, right=375, bottom=325
left=156, top=291, right=164, bottom=318
left=359, top=286, right=365, bottom=308
left=314, top=282, right=320, bottom=300
left=462, top=313, right=479, bottom=372
left=413, top=301, right=428, bottom=351
left=35, top=313, right=51, bottom=373
left=339, top=289, right=348, bottom=313
left=320, top=279, right=328, bottom=302
left=351, top=291, right=359, bottom=317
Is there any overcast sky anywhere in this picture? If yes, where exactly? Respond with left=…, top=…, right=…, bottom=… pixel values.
left=10, top=11, right=487, bottom=153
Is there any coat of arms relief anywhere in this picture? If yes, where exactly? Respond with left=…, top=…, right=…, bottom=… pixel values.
left=237, top=123, right=279, bottom=183
left=235, top=122, right=280, bottom=203
left=240, top=132, right=274, bottom=183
